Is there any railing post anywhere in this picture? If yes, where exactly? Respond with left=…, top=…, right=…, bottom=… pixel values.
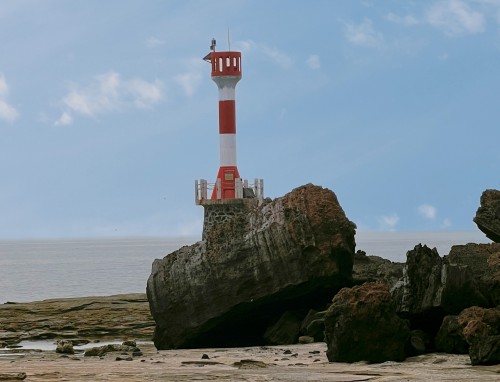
left=216, top=178, right=222, bottom=199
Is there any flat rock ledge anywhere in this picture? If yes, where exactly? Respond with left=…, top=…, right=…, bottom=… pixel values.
left=0, top=294, right=154, bottom=346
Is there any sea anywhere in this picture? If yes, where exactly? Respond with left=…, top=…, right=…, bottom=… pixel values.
left=0, top=232, right=491, bottom=304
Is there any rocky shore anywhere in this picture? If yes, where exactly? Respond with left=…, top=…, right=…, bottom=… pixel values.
left=1, top=185, right=499, bottom=380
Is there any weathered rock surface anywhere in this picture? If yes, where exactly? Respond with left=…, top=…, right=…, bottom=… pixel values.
left=0, top=294, right=154, bottom=345
left=447, top=243, right=500, bottom=306
left=392, top=244, right=488, bottom=328
left=352, top=250, right=403, bottom=288
left=474, top=189, right=500, bottom=242
left=324, top=282, right=410, bottom=363
left=458, top=306, right=500, bottom=365
left=435, top=315, right=469, bottom=354
left=147, top=184, right=356, bottom=349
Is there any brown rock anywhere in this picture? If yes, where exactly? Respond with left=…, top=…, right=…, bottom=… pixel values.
left=147, top=184, right=356, bottom=349
left=458, top=306, right=500, bottom=365
left=474, top=189, right=500, bottom=242
left=324, top=282, right=409, bottom=363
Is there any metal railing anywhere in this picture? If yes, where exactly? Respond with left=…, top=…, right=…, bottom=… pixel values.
left=195, top=178, right=264, bottom=205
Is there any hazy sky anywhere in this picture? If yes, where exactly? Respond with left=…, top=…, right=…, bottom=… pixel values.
left=0, top=0, right=498, bottom=239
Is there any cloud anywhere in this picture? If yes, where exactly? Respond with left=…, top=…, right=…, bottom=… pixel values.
left=418, top=204, right=437, bottom=220
left=0, top=74, right=19, bottom=122
left=306, top=55, right=321, bottom=70
left=54, top=111, right=73, bottom=126
left=238, top=40, right=293, bottom=68
left=344, top=18, right=385, bottom=48
left=59, top=71, right=163, bottom=121
left=174, top=59, right=204, bottom=97
left=378, top=213, right=400, bottom=231
left=425, top=0, right=485, bottom=36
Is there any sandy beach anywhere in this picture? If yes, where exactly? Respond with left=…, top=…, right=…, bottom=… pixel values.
left=2, top=342, right=500, bottom=381
left=1, top=294, right=499, bottom=381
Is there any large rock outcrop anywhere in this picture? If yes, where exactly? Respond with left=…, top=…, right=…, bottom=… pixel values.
left=447, top=243, right=500, bottom=306
left=392, top=244, right=488, bottom=322
left=324, top=282, right=409, bottom=363
left=474, top=189, right=500, bottom=243
left=147, top=184, right=356, bottom=349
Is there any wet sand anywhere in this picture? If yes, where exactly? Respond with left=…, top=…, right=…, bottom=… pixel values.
left=1, top=342, right=500, bottom=381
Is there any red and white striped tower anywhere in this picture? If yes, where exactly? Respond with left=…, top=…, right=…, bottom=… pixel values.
left=204, top=39, right=242, bottom=200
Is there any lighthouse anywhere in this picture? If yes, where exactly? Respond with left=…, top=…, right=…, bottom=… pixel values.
left=195, top=38, right=263, bottom=205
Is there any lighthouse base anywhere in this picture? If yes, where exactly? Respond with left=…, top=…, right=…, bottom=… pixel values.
left=200, top=198, right=258, bottom=241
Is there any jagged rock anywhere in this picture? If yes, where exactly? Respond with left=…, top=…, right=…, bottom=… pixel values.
left=56, top=340, right=74, bottom=354
left=392, top=244, right=488, bottom=318
left=435, top=315, right=469, bottom=354
left=458, top=306, right=500, bottom=365
left=324, top=282, right=409, bottom=363
left=263, top=310, right=304, bottom=345
left=447, top=243, right=500, bottom=306
left=474, top=189, right=500, bottom=242
left=352, top=250, right=403, bottom=288
left=147, top=184, right=356, bottom=349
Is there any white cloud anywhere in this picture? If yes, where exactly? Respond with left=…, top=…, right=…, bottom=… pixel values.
left=426, top=0, right=485, bottom=36
left=344, top=18, right=385, bottom=48
left=54, top=112, right=73, bottom=126
left=0, top=74, right=19, bottom=123
left=238, top=40, right=293, bottom=68
left=173, top=58, right=205, bottom=97
left=378, top=213, right=400, bottom=231
left=306, top=55, right=321, bottom=70
left=418, top=204, right=437, bottom=220
left=59, top=71, right=163, bottom=121
left=441, top=218, right=452, bottom=228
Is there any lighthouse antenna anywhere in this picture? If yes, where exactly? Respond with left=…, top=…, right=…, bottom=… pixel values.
left=227, top=27, right=231, bottom=51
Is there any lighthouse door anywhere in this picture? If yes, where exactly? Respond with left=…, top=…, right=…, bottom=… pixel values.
left=222, top=169, right=236, bottom=199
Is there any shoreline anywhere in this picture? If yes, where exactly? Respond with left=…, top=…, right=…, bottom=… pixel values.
left=1, top=294, right=500, bottom=381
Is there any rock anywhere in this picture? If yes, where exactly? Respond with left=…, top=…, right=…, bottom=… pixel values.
left=300, top=309, right=326, bottom=342
left=447, top=243, right=500, bottom=306
left=263, top=311, right=304, bottom=345
left=0, top=373, right=26, bottom=381
left=56, top=340, right=74, bottom=355
left=458, top=306, right=500, bottom=365
left=298, top=335, right=314, bottom=344
left=0, top=294, right=154, bottom=345
left=352, top=250, right=403, bottom=289
left=474, top=189, right=500, bottom=242
left=468, top=335, right=500, bottom=366
left=122, top=340, right=136, bottom=347
left=115, top=356, right=133, bottom=361
left=324, top=282, right=409, bottom=363
left=406, top=330, right=430, bottom=356
left=435, top=315, right=469, bottom=354
left=147, top=184, right=356, bottom=349
left=392, top=244, right=488, bottom=332
left=84, top=344, right=138, bottom=357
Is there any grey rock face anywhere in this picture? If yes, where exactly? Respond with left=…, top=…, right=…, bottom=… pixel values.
left=474, top=189, right=500, bottom=243
left=147, top=184, right=356, bottom=349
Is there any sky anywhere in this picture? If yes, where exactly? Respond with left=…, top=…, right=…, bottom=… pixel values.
left=0, top=0, right=499, bottom=239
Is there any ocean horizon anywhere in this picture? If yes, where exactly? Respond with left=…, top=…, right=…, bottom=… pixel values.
left=0, top=231, right=491, bottom=304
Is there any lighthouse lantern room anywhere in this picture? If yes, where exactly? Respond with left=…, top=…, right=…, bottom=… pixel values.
left=195, top=38, right=264, bottom=205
